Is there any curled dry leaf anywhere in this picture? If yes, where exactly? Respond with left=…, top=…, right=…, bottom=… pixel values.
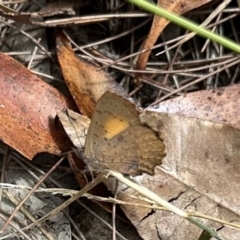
left=57, top=109, right=90, bottom=148
left=0, top=52, right=77, bottom=159
left=136, top=0, right=212, bottom=79
left=56, top=33, right=127, bottom=118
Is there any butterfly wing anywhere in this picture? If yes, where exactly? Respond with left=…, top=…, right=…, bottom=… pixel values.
left=85, top=91, right=138, bottom=158
left=94, top=124, right=165, bottom=176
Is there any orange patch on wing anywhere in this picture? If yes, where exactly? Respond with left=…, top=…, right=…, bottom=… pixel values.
left=103, top=117, right=129, bottom=139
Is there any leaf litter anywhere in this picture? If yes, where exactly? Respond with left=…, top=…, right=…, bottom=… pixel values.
left=0, top=1, right=240, bottom=240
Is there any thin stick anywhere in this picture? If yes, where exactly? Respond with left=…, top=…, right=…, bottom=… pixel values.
left=0, top=146, right=9, bottom=207
left=112, top=179, right=118, bottom=240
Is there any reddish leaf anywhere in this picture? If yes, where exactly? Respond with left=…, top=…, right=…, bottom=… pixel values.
left=56, top=33, right=126, bottom=118
left=0, top=52, right=77, bottom=159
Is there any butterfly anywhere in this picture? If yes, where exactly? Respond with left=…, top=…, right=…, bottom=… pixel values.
left=83, top=91, right=165, bottom=176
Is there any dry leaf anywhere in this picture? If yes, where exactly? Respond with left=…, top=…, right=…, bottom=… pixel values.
left=115, top=85, right=240, bottom=239
left=56, top=33, right=127, bottom=118
left=141, top=111, right=240, bottom=216
left=58, top=109, right=132, bottom=222
left=117, top=170, right=240, bottom=240
left=0, top=8, right=38, bottom=25
left=57, top=109, right=90, bottom=148
left=0, top=52, right=77, bottom=159
left=148, top=84, right=240, bottom=129
left=136, top=0, right=212, bottom=79
left=55, top=28, right=240, bottom=238
left=120, top=111, right=240, bottom=240
left=92, top=85, right=240, bottom=239
left=56, top=33, right=131, bottom=219
left=113, top=108, right=240, bottom=239
left=60, top=107, right=240, bottom=239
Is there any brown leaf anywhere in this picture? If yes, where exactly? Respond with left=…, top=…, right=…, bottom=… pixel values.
left=136, top=0, right=212, bottom=79
left=148, top=84, right=240, bottom=128
left=56, top=34, right=131, bottom=219
left=142, top=110, right=240, bottom=214
left=56, top=33, right=127, bottom=118
left=117, top=170, right=240, bottom=240
left=0, top=52, right=77, bottom=159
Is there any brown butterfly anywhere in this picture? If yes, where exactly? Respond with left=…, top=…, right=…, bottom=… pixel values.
left=84, top=91, right=165, bottom=176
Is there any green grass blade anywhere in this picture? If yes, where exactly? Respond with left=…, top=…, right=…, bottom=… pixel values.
left=127, top=0, right=240, bottom=53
